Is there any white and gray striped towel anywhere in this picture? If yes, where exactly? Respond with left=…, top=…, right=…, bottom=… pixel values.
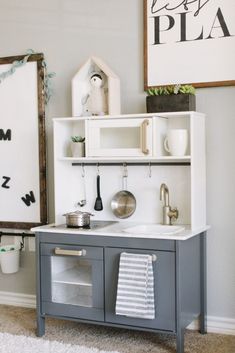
left=115, top=252, right=155, bottom=320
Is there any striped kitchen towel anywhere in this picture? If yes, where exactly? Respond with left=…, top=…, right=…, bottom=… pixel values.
left=115, top=252, right=155, bottom=319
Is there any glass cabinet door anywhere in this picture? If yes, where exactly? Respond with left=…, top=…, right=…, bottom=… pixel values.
left=40, top=244, right=104, bottom=321
left=87, top=118, right=153, bottom=157
left=51, top=255, right=93, bottom=307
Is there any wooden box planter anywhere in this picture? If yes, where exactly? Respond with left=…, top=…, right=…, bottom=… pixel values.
left=146, top=94, right=196, bottom=113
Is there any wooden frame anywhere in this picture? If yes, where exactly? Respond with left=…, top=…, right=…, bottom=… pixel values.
left=0, top=53, right=47, bottom=229
left=144, top=0, right=235, bottom=89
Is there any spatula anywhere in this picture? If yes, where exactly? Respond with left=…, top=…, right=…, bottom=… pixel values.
left=94, top=174, right=103, bottom=211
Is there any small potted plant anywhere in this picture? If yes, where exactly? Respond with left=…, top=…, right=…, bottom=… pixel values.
left=146, top=84, right=196, bottom=113
left=71, top=136, right=85, bottom=157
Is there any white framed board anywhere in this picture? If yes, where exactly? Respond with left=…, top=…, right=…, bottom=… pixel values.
left=144, top=0, right=235, bottom=89
left=0, top=53, right=47, bottom=229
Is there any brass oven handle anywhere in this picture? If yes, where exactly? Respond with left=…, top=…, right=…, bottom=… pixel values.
left=141, top=119, right=149, bottom=155
left=54, top=247, right=87, bottom=257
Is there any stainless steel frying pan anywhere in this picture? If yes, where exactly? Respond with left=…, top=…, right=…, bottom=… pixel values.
left=111, top=175, right=136, bottom=219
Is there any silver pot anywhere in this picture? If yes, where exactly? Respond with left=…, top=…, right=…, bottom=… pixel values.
left=63, top=211, right=94, bottom=228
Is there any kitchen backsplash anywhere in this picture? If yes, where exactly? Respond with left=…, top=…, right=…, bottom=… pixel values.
left=55, top=164, right=190, bottom=225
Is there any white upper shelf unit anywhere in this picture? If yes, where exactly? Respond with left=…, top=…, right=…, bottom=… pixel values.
left=53, top=111, right=206, bottom=230
left=53, top=112, right=204, bottom=163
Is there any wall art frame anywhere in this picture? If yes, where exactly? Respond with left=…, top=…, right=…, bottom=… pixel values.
left=144, top=0, right=235, bottom=89
left=0, top=53, right=47, bottom=230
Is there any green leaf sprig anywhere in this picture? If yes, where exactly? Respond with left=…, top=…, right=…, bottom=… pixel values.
left=71, top=136, right=85, bottom=143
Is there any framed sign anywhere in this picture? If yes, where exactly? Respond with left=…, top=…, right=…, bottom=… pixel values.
left=0, top=53, right=47, bottom=229
left=144, top=0, right=235, bottom=89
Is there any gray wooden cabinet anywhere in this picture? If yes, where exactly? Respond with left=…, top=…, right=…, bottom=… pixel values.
left=35, top=231, right=207, bottom=353
left=105, top=247, right=175, bottom=331
left=39, top=243, right=104, bottom=321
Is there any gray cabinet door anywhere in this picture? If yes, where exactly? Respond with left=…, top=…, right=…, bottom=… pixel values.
left=40, top=243, right=104, bottom=321
left=105, top=247, right=175, bottom=331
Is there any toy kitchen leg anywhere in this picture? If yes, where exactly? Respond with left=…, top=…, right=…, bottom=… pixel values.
left=176, top=328, right=185, bottom=353
left=175, top=233, right=207, bottom=353
left=36, top=234, right=45, bottom=337
left=37, top=315, right=45, bottom=337
left=200, top=233, right=207, bottom=334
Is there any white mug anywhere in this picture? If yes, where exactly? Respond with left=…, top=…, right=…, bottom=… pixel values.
left=164, top=129, right=188, bottom=156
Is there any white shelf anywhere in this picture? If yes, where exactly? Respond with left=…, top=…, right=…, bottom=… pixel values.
left=53, top=294, right=92, bottom=307
left=53, top=111, right=203, bottom=121
left=54, top=113, right=192, bottom=162
left=52, top=267, right=92, bottom=286
left=66, top=295, right=92, bottom=307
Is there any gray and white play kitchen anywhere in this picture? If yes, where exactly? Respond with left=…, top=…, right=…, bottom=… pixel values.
left=33, top=112, right=209, bottom=353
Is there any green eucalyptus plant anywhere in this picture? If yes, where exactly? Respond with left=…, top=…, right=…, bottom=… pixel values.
left=146, top=84, right=196, bottom=96
left=71, top=136, right=85, bottom=143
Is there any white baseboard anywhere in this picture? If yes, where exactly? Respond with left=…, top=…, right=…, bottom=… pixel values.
left=0, top=291, right=234, bottom=335
left=187, top=316, right=235, bottom=336
left=0, top=291, right=36, bottom=308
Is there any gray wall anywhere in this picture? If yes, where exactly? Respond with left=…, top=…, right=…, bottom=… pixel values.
left=0, top=0, right=234, bottom=321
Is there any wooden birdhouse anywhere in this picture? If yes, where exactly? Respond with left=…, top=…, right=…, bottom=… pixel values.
left=72, top=56, right=121, bottom=117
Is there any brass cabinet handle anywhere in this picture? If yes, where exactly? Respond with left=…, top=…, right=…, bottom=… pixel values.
left=141, top=119, right=149, bottom=155
left=54, top=247, right=87, bottom=257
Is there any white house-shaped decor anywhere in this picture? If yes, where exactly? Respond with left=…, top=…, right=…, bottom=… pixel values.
left=72, top=56, right=121, bottom=117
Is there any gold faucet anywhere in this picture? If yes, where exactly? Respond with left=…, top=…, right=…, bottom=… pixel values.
left=160, top=183, right=179, bottom=225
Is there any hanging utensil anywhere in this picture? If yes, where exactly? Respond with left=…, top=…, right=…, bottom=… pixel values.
left=78, top=164, right=86, bottom=207
left=111, top=164, right=136, bottom=219
left=94, top=165, right=103, bottom=211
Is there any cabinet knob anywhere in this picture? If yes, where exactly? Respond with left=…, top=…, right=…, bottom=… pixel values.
left=152, top=254, right=157, bottom=262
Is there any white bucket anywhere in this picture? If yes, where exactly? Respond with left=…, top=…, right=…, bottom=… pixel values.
left=0, top=244, right=20, bottom=274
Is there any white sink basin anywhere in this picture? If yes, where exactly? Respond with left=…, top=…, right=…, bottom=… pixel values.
left=122, top=224, right=185, bottom=236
